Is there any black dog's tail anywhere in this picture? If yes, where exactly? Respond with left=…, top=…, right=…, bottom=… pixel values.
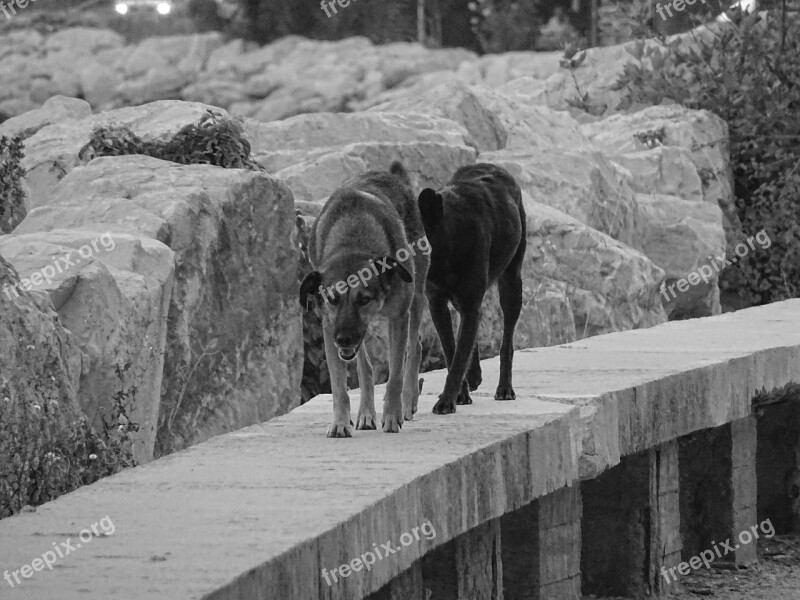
left=389, top=161, right=411, bottom=187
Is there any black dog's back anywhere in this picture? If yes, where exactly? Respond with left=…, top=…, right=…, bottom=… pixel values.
left=422, top=163, right=525, bottom=292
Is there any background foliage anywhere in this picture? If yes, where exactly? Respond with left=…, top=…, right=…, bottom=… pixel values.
left=612, top=7, right=800, bottom=307
left=0, top=136, right=26, bottom=234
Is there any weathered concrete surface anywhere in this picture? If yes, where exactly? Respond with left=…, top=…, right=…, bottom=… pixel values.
left=422, top=299, right=800, bottom=478
left=1, top=300, right=799, bottom=599
left=0, top=395, right=579, bottom=600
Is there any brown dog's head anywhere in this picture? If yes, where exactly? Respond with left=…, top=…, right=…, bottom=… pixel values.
left=299, top=256, right=412, bottom=362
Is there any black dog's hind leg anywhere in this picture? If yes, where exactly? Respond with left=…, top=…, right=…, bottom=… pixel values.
left=496, top=236, right=525, bottom=400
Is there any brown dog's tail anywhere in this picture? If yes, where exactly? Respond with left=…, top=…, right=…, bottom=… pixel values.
left=389, top=161, right=411, bottom=187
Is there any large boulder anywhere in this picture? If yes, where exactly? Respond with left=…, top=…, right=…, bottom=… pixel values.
left=579, top=105, right=730, bottom=318
left=482, top=147, right=644, bottom=251
left=498, top=39, right=663, bottom=115
left=0, top=231, right=174, bottom=464
left=16, top=155, right=302, bottom=456
left=20, top=100, right=228, bottom=207
left=245, top=112, right=477, bottom=203
left=366, top=80, right=588, bottom=153
left=0, top=96, right=91, bottom=141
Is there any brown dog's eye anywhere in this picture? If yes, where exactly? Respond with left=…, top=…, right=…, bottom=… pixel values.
left=356, top=295, right=371, bottom=306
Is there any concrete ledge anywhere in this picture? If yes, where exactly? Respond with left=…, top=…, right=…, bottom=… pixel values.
left=422, top=299, right=800, bottom=478
left=1, top=300, right=799, bottom=599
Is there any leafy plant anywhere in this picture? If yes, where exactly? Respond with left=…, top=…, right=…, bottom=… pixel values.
left=611, top=8, right=800, bottom=306
left=79, top=110, right=264, bottom=172
left=0, top=365, right=139, bottom=520
left=0, top=135, right=26, bottom=234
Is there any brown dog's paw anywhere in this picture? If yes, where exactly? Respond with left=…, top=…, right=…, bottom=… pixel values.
left=356, top=412, right=377, bottom=430
left=327, top=422, right=354, bottom=438
left=382, top=412, right=403, bottom=433
left=494, top=385, right=516, bottom=401
left=432, top=395, right=456, bottom=415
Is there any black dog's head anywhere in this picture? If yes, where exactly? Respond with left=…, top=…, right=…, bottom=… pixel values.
left=418, top=188, right=449, bottom=254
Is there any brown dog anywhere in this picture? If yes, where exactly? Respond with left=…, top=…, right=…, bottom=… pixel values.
left=300, top=163, right=430, bottom=437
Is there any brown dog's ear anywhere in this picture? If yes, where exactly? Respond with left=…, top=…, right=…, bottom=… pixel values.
left=299, top=271, right=322, bottom=310
left=418, top=188, right=443, bottom=229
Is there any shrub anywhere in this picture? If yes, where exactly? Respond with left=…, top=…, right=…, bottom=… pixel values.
left=611, top=8, right=800, bottom=306
left=0, top=365, right=139, bottom=519
left=79, top=110, right=264, bottom=171
left=0, top=135, right=26, bottom=234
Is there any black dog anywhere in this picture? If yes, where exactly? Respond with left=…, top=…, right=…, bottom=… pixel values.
left=418, top=163, right=526, bottom=414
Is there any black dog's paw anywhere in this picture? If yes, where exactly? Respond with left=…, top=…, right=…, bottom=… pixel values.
left=456, top=386, right=473, bottom=405
left=467, top=365, right=482, bottom=392
left=494, top=385, right=516, bottom=401
left=432, top=395, right=456, bottom=415
left=467, top=370, right=483, bottom=392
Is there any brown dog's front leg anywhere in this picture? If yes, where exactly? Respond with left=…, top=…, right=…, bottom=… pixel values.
left=322, top=320, right=353, bottom=438
left=382, top=318, right=408, bottom=433
left=433, top=309, right=480, bottom=415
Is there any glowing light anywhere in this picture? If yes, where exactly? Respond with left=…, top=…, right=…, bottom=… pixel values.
left=115, top=3, right=128, bottom=14
left=156, top=2, right=171, bottom=14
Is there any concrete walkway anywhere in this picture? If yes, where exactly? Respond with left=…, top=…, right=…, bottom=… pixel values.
left=1, top=300, right=799, bottom=600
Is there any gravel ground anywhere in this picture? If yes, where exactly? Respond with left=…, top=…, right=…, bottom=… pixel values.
left=583, top=534, right=800, bottom=600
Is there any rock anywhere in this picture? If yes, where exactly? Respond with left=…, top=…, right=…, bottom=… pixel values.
left=204, top=38, right=247, bottom=75
left=43, top=27, right=125, bottom=56
left=578, top=105, right=731, bottom=318
left=636, top=193, right=725, bottom=318
left=504, top=39, right=664, bottom=115
left=0, top=230, right=174, bottom=464
left=123, top=33, right=222, bottom=78
left=578, top=105, right=733, bottom=216
left=17, top=155, right=302, bottom=456
left=608, top=145, right=703, bottom=202
left=114, top=67, right=196, bottom=105
left=245, top=111, right=475, bottom=172
left=478, top=51, right=562, bottom=87
left=367, top=81, right=587, bottom=153
left=522, top=196, right=665, bottom=337
left=80, top=64, right=123, bottom=108
left=276, top=141, right=477, bottom=203
left=21, top=100, right=229, bottom=207
left=181, top=79, right=245, bottom=108
left=0, top=255, right=81, bottom=405
left=0, top=29, right=43, bottom=61
left=0, top=96, right=91, bottom=141
left=481, top=147, right=644, bottom=250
